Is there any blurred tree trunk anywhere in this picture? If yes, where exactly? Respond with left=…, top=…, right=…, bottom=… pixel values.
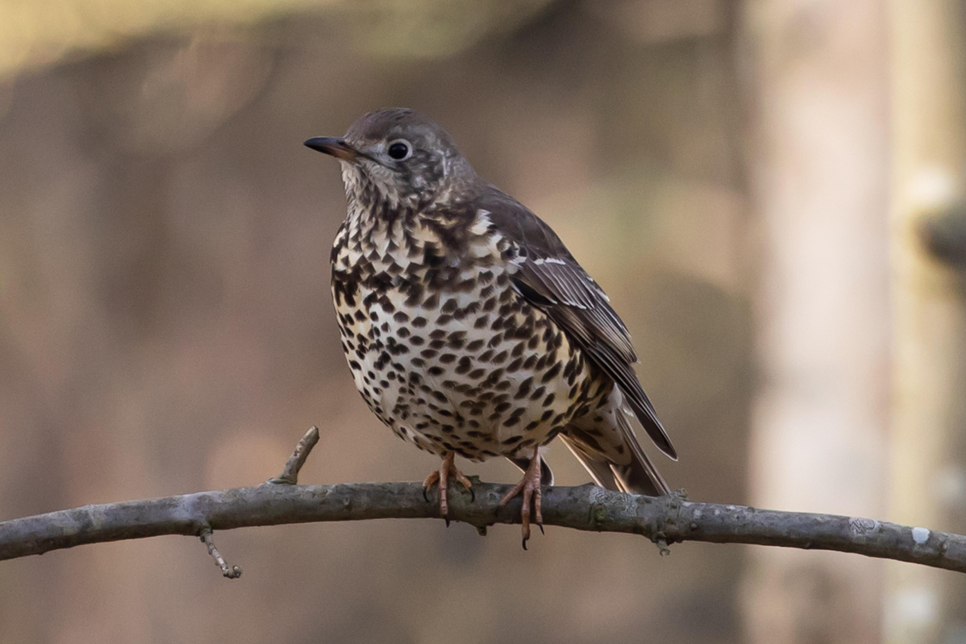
left=739, top=1, right=891, bottom=643
left=887, top=1, right=966, bottom=642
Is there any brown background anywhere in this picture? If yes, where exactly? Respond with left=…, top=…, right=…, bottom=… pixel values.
left=2, top=0, right=959, bottom=642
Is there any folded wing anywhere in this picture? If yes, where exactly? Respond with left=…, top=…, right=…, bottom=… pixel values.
left=480, top=187, right=676, bottom=460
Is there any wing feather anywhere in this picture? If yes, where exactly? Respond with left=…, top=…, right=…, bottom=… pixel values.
left=481, top=187, right=677, bottom=460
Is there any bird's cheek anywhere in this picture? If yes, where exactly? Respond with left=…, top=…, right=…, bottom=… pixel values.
left=409, top=172, right=428, bottom=191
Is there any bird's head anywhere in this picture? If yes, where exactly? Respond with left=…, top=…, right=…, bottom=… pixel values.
left=305, top=108, right=480, bottom=212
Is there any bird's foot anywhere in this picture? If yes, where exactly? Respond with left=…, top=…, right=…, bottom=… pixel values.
left=423, top=451, right=474, bottom=523
left=499, top=446, right=544, bottom=549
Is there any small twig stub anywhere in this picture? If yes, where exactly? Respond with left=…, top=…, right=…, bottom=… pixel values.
left=200, top=529, right=242, bottom=580
left=269, top=426, right=321, bottom=486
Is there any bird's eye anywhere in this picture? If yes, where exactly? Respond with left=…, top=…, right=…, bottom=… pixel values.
left=387, top=140, right=411, bottom=160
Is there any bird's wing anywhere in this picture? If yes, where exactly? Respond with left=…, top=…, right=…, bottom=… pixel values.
left=480, top=187, right=676, bottom=460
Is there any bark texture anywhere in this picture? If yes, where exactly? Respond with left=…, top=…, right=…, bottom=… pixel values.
left=2, top=483, right=966, bottom=574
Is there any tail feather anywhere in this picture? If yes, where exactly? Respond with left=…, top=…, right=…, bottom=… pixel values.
left=612, top=400, right=671, bottom=495
left=560, top=384, right=671, bottom=496
left=560, top=430, right=669, bottom=496
left=558, top=433, right=622, bottom=490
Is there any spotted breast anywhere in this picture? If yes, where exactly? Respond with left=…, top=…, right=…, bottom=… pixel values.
left=331, top=203, right=603, bottom=464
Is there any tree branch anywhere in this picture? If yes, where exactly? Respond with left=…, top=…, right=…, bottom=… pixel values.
left=1, top=429, right=963, bottom=574
left=1, top=480, right=965, bottom=573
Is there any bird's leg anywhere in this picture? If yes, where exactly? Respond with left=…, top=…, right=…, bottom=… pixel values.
left=499, top=445, right=544, bottom=549
left=422, top=451, right=474, bottom=522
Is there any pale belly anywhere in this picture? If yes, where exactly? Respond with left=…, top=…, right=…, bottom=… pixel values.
left=335, top=277, right=595, bottom=461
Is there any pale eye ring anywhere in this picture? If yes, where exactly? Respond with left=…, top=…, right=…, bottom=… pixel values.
left=387, top=139, right=412, bottom=161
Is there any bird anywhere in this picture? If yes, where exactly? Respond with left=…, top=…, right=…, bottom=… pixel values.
left=305, top=108, right=676, bottom=547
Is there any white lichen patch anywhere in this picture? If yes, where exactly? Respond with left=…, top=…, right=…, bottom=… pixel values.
left=912, top=526, right=930, bottom=545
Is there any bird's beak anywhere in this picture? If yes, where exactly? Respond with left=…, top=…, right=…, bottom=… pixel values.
left=304, top=136, right=359, bottom=161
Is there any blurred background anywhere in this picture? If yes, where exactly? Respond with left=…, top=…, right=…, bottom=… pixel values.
left=0, top=0, right=964, bottom=642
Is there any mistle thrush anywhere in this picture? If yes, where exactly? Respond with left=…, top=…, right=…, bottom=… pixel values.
left=306, top=108, right=676, bottom=547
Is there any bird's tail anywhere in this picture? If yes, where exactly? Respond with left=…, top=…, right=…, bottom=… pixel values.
left=560, top=387, right=670, bottom=496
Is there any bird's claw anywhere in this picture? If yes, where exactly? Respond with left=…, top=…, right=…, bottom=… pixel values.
left=500, top=446, right=544, bottom=549
left=422, top=452, right=474, bottom=521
